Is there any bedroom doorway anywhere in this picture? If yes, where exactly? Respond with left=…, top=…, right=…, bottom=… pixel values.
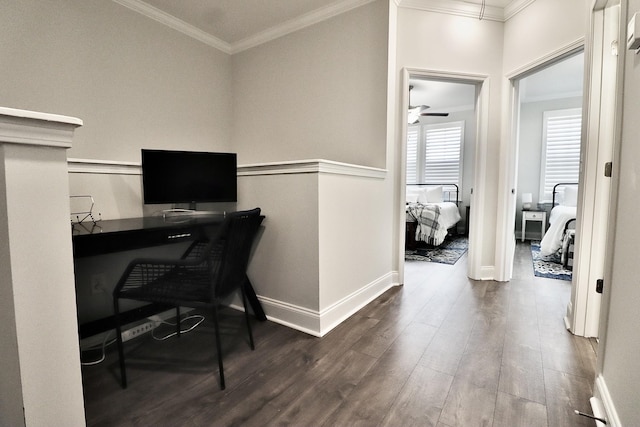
left=499, top=5, right=621, bottom=338
left=401, top=69, right=488, bottom=280
left=513, top=50, right=585, bottom=279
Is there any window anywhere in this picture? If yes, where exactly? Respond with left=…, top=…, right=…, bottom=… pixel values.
left=539, top=108, right=582, bottom=203
left=406, top=121, right=464, bottom=193
left=406, top=125, right=420, bottom=185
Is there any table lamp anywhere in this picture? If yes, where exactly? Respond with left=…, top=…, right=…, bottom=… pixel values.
left=522, top=193, right=533, bottom=210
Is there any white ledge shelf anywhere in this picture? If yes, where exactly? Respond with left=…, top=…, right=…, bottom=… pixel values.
left=0, top=107, right=83, bottom=148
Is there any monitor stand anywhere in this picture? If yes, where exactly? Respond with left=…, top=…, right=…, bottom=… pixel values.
left=162, top=208, right=225, bottom=219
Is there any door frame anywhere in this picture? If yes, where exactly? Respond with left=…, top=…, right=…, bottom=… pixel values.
left=569, top=0, right=622, bottom=338
left=398, top=68, right=489, bottom=282
left=497, top=11, right=622, bottom=338
left=495, top=39, right=585, bottom=282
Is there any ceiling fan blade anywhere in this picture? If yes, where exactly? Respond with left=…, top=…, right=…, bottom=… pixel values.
left=408, top=86, right=430, bottom=110
left=421, top=113, right=449, bottom=117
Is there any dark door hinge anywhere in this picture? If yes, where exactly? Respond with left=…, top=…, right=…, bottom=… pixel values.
left=605, top=162, right=613, bottom=177
left=596, top=279, right=604, bottom=294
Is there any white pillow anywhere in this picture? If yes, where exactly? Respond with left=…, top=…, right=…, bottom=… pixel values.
left=406, top=192, right=419, bottom=203
left=418, top=186, right=443, bottom=204
left=563, top=186, right=578, bottom=207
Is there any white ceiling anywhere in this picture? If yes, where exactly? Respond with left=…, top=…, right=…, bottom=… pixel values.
left=139, top=0, right=342, bottom=44
left=129, top=0, right=520, bottom=49
left=519, top=51, right=584, bottom=102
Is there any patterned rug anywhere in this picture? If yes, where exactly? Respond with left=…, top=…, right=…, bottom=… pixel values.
left=530, top=241, right=572, bottom=281
left=405, top=236, right=468, bottom=265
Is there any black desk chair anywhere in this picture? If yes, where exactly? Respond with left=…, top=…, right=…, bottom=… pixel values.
left=113, top=208, right=263, bottom=390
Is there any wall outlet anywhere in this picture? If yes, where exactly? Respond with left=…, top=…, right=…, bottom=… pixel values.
left=90, top=273, right=108, bottom=294
left=121, top=321, right=156, bottom=342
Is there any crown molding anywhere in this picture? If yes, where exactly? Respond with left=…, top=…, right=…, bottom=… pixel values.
left=397, top=0, right=505, bottom=22
left=113, top=0, right=536, bottom=54
left=112, top=0, right=232, bottom=54
left=230, top=0, right=377, bottom=54
left=503, top=0, right=536, bottom=20
left=396, top=0, right=536, bottom=22
left=113, top=0, right=377, bottom=55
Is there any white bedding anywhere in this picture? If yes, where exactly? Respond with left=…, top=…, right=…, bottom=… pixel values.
left=540, top=205, right=576, bottom=256
left=406, top=202, right=460, bottom=228
left=406, top=202, right=461, bottom=246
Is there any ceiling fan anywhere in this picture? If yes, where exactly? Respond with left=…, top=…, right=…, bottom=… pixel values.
left=408, top=85, right=449, bottom=124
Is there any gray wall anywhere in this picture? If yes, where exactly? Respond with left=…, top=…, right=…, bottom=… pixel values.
left=231, top=1, right=388, bottom=168
left=0, top=0, right=233, bottom=163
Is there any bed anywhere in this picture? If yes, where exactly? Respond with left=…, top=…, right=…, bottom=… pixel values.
left=405, top=184, right=462, bottom=249
left=539, top=183, right=578, bottom=268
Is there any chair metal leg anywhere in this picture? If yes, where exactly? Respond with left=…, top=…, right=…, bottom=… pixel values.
left=243, top=276, right=266, bottom=321
left=241, top=288, right=255, bottom=350
left=212, top=305, right=225, bottom=390
left=113, top=298, right=127, bottom=388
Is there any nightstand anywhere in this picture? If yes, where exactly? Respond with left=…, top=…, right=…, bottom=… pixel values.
left=521, top=210, right=546, bottom=242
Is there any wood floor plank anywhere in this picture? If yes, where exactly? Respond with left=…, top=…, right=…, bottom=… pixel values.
left=321, top=322, right=437, bottom=426
left=499, top=336, right=546, bottom=404
left=455, top=348, right=503, bottom=391
left=543, top=368, right=594, bottom=427
left=539, top=330, right=596, bottom=380
left=493, top=391, right=548, bottom=427
left=379, top=365, right=454, bottom=427
left=418, top=325, right=471, bottom=376
left=439, top=376, right=497, bottom=427
left=81, top=240, right=598, bottom=427
left=249, top=349, right=378, bottom=427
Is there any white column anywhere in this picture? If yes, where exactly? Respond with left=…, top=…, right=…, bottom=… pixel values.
left=0, top=107, right=85, bottom=426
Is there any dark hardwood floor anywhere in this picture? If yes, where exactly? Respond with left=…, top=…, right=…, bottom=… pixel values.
left=82, top=241, right=597, bottom=426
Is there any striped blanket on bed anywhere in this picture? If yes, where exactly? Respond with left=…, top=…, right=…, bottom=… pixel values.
left=407, top=203, right=448, bottom=246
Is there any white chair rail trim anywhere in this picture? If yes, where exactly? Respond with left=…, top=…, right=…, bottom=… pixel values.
left=67, top=158, right=388, bottom=179
left=239, top=159, right=387, bottom=179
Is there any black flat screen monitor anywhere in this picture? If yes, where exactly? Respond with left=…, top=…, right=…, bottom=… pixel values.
left=141, top=149, right=237, bottom=205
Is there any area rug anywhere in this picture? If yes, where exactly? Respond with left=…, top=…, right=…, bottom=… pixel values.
left=530, top=241, right=572, bottom=281
left=405, top=236, right=468, bottom=265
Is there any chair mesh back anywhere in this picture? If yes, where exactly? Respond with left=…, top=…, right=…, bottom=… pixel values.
left=212, top=208, right=263, bottom=298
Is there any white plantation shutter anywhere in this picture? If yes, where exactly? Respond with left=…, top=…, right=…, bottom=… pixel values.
left=423, top=122, right=464, bottom=187
left=540, top=109, right=582, bottom=202
left=406, top=125, right=419, bottom=184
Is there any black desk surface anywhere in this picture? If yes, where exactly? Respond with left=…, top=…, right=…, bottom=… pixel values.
left=72, top=215, right=225, bottom=258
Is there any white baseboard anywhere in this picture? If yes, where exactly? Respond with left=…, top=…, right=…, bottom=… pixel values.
left=235, top=271, right=398, bottom=337
left=479, top=265, right=495, bottom=281
left=254, top=296, right=325, bottom=337
left=594, top=374, right=621, bottom=426
left=318, top=271, right=397, bottom=336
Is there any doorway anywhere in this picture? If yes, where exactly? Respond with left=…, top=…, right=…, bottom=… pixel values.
left=514, top=50, right=585, bottom=282
left=498, top=5, right=621, bottom=337
left=399, top=68, right=489, bottom=283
